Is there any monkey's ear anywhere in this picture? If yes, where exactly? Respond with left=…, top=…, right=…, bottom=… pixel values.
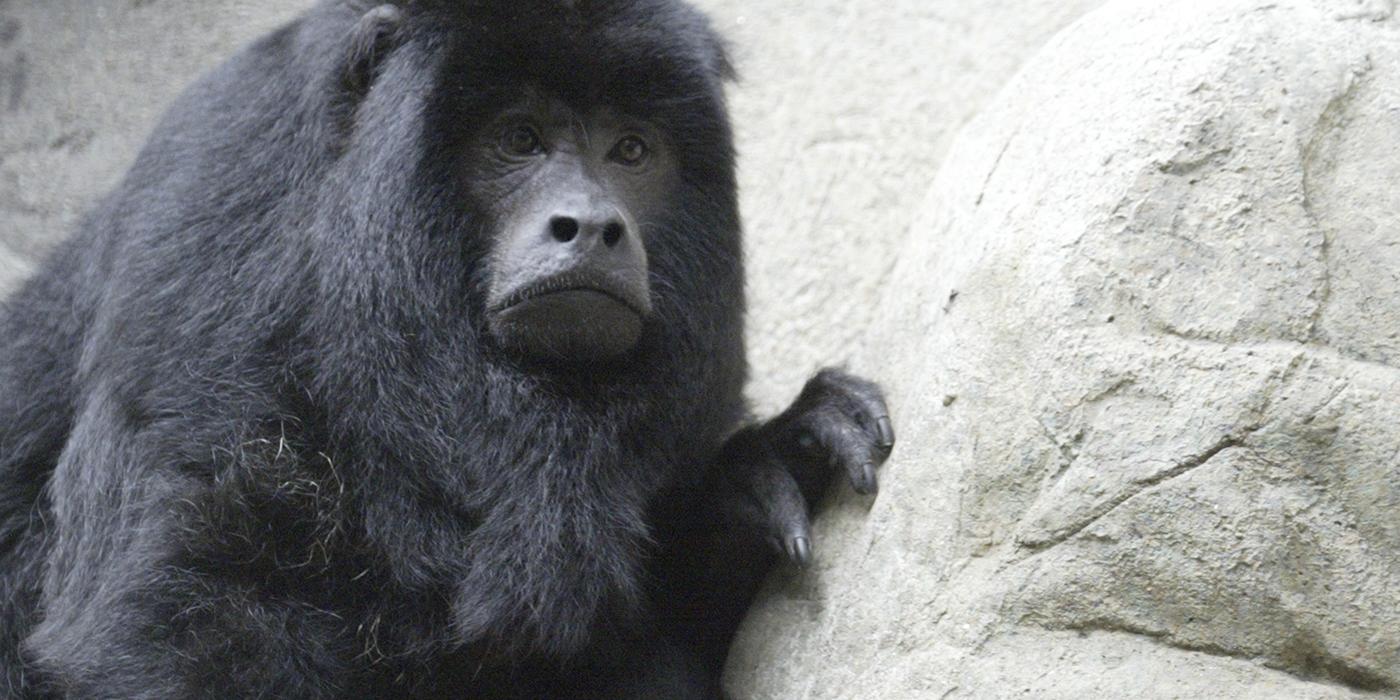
left=341, top=4, right=406, bottom=99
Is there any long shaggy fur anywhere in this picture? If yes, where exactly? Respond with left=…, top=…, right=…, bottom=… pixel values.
left=0, top=1, right=766, bottom=697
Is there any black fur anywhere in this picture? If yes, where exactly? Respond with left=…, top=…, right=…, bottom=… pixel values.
left=0, top=1, right=891, bottom=698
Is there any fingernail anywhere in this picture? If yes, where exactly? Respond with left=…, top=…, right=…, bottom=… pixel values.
left=792, top=536, right=812, bottom=567
left=876, top=416, right=895, bottom=449
left=855, top=463, right=878, bottom=495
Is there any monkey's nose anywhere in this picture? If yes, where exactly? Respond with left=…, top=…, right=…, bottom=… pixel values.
left=548, top=215, right=627, bottom=248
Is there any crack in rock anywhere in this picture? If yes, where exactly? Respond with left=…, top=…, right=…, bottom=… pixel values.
left=1019, top=434, right=1245, bottom=551
left=1300, top=57, right=1374, bottom=343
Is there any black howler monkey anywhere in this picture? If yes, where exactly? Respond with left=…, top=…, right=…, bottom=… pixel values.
left=0, top=1, right=894, bottom=697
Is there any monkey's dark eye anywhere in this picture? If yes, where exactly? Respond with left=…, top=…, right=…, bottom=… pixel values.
left=501, top=125, right=544, bottom=156
left=610, top=135, right=650, bottom=166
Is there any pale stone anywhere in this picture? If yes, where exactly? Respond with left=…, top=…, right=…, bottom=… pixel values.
left=727, top=0, right=1400, bottom=696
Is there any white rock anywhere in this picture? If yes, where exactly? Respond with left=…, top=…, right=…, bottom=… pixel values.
left=727, top=0, right=1400, bottom=696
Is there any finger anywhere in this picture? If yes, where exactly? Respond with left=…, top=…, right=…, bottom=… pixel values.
left=802, top=402, right=883, bottom=496
left=745, top=463, right=813, bottom=566
left=809, top=369, right=895, bottom=460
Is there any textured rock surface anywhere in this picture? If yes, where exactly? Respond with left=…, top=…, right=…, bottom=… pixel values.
left=4, top=0, right=1399, bottom=698
left=711, top=0, right=1106, bottom=411
left=727, top=0, right=1400, bottom=697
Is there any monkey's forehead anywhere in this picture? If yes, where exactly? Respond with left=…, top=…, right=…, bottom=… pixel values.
left=401, top=0, right=733, bottom=90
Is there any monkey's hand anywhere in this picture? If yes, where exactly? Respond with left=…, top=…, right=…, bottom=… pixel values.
left=717, top=368, right=894, bottom=567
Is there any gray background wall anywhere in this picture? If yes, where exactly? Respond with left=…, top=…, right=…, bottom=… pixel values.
left=4, top=1, right=1399, bottom=698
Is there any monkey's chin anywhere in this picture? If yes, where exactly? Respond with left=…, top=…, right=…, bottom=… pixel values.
left=489, top=289, right=644, bottom=364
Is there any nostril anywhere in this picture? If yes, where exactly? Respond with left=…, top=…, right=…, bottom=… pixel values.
left=602, top=222, right=624, bottom=247
left=550, top=217, right=579, bottom=243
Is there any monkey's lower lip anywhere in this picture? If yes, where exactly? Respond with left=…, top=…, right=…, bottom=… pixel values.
left=489, top=287, right=646, bottom=362
left=490, top=270, right=652, bottom=318
left=493, top=285, right=646, bottom=318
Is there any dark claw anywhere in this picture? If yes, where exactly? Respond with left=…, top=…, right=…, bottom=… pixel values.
left=853, top=462, right=878, bottom=495
left=790, top=536, right=812, bottom=567
left=876, top=416, right=895, bottom=450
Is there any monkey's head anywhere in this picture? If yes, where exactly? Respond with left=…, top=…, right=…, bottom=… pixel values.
left=320, top=0, right=740, bottom=372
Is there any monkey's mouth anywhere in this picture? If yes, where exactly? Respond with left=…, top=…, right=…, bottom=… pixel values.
left=487, top=271, right=651, bottom=363
left=491, top=271, right=650, bottom=318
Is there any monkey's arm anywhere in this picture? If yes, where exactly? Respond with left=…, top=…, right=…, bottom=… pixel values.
left=643, top=369, right=894, bottom=695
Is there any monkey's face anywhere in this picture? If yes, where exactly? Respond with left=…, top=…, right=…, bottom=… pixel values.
left=471, top=92, right=678, bottom=365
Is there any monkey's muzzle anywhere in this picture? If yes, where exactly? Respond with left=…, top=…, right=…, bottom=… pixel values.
left=488, top=270, right=650, bottom=363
